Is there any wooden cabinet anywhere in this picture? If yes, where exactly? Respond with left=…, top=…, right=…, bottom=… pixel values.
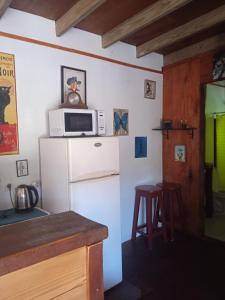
left=0, top=211, right=107, bottom=300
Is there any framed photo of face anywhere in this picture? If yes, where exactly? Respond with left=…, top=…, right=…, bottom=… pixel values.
left=61, top=66, right=86, bottom=107
left=144, top=79, right=156, bottom=99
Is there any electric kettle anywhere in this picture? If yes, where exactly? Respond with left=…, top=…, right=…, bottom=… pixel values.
left=15, top=184, right=39, bottom=212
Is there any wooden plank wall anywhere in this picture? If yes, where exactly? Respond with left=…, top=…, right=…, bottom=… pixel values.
left=163, top=51, right=214, bottom=235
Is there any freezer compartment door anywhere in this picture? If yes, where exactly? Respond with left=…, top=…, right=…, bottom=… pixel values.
left=68, top=137, right=119, bottom=182
left=70, top=175, right=122, bottom=290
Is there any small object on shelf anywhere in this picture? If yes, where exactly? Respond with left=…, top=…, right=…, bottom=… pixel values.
left=180, top=120, right=187, bottom=129
left=161, top=119, right=173, bottom=129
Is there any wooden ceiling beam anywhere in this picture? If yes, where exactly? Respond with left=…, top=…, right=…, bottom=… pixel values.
left=56, top=0, right=106, bottom=37
left=102, top=0, right=192, bottom=48
left=0, top=0, right=12, bottom=17
left=137, top=4, right=225, bottom=58
left=164, top=32, right=225, bottom=67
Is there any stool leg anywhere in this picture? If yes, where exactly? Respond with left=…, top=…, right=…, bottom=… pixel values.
left=132, top=191, right=141, bottom=240
left=169, top=191, right=175, bottom=241
left=176, top=188, right=184, bottom=231
left=159, top=193, right=167, bottom=242
left=164, top=191, right=170, bottom=220
left=153, top=197, right=159, bottom=229
left=162, top=191, right=168, bottom=237
left=146, top=196, right=153, bottom=250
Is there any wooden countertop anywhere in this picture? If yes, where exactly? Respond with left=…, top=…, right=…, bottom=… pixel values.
left=0, top=211, right=108, bottom=276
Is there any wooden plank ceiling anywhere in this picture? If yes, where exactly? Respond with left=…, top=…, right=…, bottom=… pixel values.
left=7, top=0, right=225, bottom=65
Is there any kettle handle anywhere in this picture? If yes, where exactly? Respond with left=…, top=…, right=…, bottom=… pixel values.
left=27, top=185, right=39, bottom=208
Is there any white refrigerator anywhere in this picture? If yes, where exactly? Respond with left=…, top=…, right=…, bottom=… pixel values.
left=40, top=136, right=122, bottom=290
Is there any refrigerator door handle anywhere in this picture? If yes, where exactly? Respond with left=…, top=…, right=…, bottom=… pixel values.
left=70, top=172, right=120, bottom=184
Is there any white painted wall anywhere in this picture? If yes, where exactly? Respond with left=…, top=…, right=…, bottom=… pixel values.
left=0, top=8, right=163, bottom=242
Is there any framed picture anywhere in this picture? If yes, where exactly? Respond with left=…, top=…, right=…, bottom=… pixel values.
left=16, top=159, right=29, bottom=177
left=135, top=137, right=147, bottom=158
left=61, top=66, right=86, bottom=106
left=0, top=52, right=19, bottom=155
left=113, top=109, right=128, bottom=136
left=174, top=145, right=186, bottom=162
left=144, top=79, right=156, bottom=99
left=213, top=52, right=225, bottom=80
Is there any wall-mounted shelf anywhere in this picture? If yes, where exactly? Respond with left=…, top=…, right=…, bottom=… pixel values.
left=152, top=127, right=197, bottom=139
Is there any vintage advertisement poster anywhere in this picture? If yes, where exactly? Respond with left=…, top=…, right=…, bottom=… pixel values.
left=0, top=52, right=19, bottom=155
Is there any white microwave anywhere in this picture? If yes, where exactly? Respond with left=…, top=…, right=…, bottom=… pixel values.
left=49, top=108, right=105, bottom=137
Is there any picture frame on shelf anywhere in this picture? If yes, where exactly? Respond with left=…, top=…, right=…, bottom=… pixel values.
left=61, top=66, right=87, bottom=108
left=144, top=79, right=156, bottom=99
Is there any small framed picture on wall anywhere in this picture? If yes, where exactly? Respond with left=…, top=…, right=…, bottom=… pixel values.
left=16, top=159, right=29, bottom=177
left=144, top=79, right=156, bottom=99
left=135, top=137, right=147, bottom=158
left=113, top=109, right=128, bottom=136
left=174, top=145, right=186, bottom=162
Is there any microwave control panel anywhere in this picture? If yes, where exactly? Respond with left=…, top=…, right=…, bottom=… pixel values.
left=97, top=110, right=105, bottom=135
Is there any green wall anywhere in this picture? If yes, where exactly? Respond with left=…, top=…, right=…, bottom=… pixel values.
left=205, top=85, right=225, bottom=192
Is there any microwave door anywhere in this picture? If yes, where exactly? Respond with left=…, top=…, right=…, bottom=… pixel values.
left=64, top=112, right=97, bottom=136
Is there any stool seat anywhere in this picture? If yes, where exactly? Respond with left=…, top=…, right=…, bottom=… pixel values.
left=157, top=182, right=181, bottom=191
left=136, top=185, right=162, bottom=191
left=136, top=185, right=162, bottom=196
left=132, top=184, right=167, bottom=250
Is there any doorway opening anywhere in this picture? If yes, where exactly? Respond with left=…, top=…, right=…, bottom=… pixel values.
left=203, top=79, right=225, bottom=241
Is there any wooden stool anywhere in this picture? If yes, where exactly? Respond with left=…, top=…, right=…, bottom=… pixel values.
left=131, top=185, right=167, bottom=250
left=157, top=182, right=183, bottom=240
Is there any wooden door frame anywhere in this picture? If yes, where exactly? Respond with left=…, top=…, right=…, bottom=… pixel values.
left=199, top=83, right=207, bottom=236
left=199, top=77, right=225, bottom=236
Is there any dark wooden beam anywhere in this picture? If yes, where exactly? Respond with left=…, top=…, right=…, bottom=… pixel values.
left=102, top=0, right=192, bottom=48
left=164, top=32, right=225, bottom=66
left=137, top=4, right=225, bottom=58
left=0, top=0, right=12, bottom=17
left=56, top=0, right=106, bottom=37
